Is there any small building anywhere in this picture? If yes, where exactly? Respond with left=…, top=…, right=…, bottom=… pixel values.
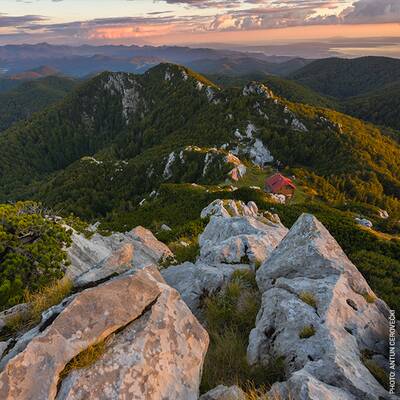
left=265, top=173, right=296, bottom=198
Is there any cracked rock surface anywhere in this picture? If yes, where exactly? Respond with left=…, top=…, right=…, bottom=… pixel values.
left=248, top=213, right=399, bottom=400
left=67, top=226, right=173, bottom=286
left=162, top=199, right=288, bottom=316
left=0, top=267, right=208, bottom=400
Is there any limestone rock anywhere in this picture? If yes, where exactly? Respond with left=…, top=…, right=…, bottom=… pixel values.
left=67, top=225, right=173, bottom=286
left=0, top=342, right=9, bottom=360
left=162, top=261, right=249, bottom=315
left=163, top=200, right=287, bottom=315
left=0, top=303, right=29, bottom=331
left=200, top=385, right=245, bottom=400
left=161, top=223, right=172, bottom=231
left=378, top=209, right=389, bottom=219
left=269, top=370, right=356, bottom=400
left=57, top=272, right=208, bottom=400
left=355, top=217, right=373, bottom=228
left=199, top=203, right=288, bottom=266
left=248, top=213, right=398, bottom=400
left=0, top=267, right=208, bottom=400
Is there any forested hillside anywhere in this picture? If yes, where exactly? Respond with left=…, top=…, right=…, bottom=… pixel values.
left=290, top=56, right=400, bottom=98
left=0, top=76, right=76, bottom=132
left=0, top=63, right=399, bottom=219
left=343, top=81, right=400, bottom=131
left=212, top=63, right=400, bottom=132
left=283, top=56, right=400, bottom=131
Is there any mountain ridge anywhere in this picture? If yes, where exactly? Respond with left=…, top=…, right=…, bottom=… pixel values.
left=0, top=63, right=399, bottom=219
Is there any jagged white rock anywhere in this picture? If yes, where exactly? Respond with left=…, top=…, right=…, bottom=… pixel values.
left=163, top=200, right=287, bottom=315
left=355, top=217, right=373, bottom=228
left=163, top=151, right=176, bottom=179
left=248, top=213, right=398, bottom=400
left=67, top=226, right=173, bottom=286
left=243, top=82, right=274, bottom=98
left=104, top=73, right=141, bottom=122
left=199, top=204, right=287, bottom=266
left=291, top=117, right=308, bottom=132
left=233, top=123, right=274, bottom=167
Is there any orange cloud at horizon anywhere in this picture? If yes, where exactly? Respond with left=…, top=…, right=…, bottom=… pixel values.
left=153, top=23, right=400, bottom=45
left=85, top=22, right=400, bottom=46
left=89, top=24, right=175, bottom=40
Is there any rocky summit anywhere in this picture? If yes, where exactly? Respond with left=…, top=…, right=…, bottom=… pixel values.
left=0, top=200, right=397, bottom=399
left=162, top=199, right=288, bottom=315
left=248, top=213, right=399, bottom=400
left=0, top=267, right=208, bottom=400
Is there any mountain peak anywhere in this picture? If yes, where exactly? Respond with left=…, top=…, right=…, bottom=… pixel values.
left=243, top=81, right=274, bottom=98
left=145, top=63, right=219, bottom=89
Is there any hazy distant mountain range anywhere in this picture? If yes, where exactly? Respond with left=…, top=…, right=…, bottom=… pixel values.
left=0, top=43, right=312, bottom=77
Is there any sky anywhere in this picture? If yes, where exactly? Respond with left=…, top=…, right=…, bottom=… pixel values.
left=0, top=0, right=399, bottom=54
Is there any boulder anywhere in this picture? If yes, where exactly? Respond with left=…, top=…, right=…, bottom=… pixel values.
left=0, top=267, right=209, bottom=400
left=162, top=262, right=249, bottom=315
left=269, top=370, right=356, bottom=400
left=163, top=200, right=287, bottom=315
left=67, top=226, right=173, bottom=286
left=161, top=223, right=172, bottom=231
left=200, top=385, right=245, bottom=400
left=355, top=217, right=373, bottom=228
left=248, top=213, right=398, bottom=400
left=378, top=209, right=389, bottom=219
left=199, top=203, right=287, bottom=266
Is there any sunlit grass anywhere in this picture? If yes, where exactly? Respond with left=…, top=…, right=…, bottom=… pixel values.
left=59, top=338, right=109, bottom=380
left=2, top=277, right=73, bottom=338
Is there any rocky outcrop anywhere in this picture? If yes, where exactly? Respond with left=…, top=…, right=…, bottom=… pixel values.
left=200, top=385, right=245, bottom=400
left=199, top=201, right=287, bottom=266
left=0, top=267, right=209, bottom=400
left=162, top=261, right=248, bottom=315
left=248, top=213, right=398, bottom=400
left=67, top=226, right=173, bottom=286
left=200, top=199, right=259, bottom=219
left=163, top=200, right=287, bottom=315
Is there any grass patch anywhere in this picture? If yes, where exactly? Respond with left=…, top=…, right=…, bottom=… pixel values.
left=59, top=338, right=108, bottom=380
left=201, top=270, right=285, bottom=393
left=168, top=240, right=200, bottom=264
left=243, top=384, right=290, bottom=400
left=235, top=164, right=272, bottom=189
left=362, top=292, right=377, bottom=304
left=1, top=277, right=73, bottom=339
left=298, top=292, right=317, bottom=309
left=299, top=325, right=316, bottom=339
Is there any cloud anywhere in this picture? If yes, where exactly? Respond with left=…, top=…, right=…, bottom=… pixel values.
left=155, top=0, right=241, bottom=8
left=0, top=14, right=45, bottom=28
left=0, top=0, right=398, bottom=45
left=341, top=0, right=400, bottom=23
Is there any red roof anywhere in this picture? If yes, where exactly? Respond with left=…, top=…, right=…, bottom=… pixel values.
left=266, top=173, right=296, bottom=193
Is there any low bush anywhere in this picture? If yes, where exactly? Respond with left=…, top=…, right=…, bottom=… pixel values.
left=0, top=202, right=71, bottom=310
